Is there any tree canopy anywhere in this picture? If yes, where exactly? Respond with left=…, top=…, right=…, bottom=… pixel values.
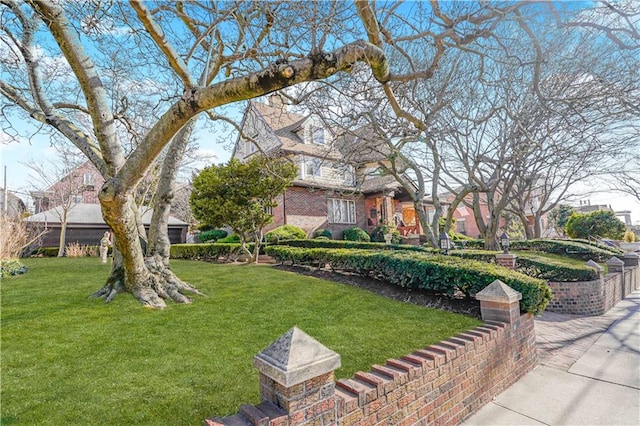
left=191, top=156, right=297, bottom=262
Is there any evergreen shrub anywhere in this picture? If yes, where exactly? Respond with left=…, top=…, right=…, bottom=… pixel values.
left=198, top=229, right=228, bottom=242
left=265, top=246, right=552, bottom=314
left=342, top=227, right=370, bottom=242
left=312, top=229, right=332, bottom=239
left=265, top=225, right=306, bottom=243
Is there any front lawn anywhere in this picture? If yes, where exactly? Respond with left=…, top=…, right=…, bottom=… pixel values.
left=1, top=258, right=480, bottom=425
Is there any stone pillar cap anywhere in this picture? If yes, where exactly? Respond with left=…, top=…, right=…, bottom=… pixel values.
left=254, top=327, right=341, bottom=387
left=605, top=256, right=625, bottom=266
left=476, top=280, right=522, bottom=303
left=623, top=252, right=639, bottom=258
left=585, top=260, right=603, bottom=272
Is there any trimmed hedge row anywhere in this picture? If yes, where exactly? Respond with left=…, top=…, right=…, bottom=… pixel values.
left=265, top=246, right=552, bottom=315
left=460, top=239, right=620, bottom=262
left=275, top=239, right=434, bottom=253
left=170, top=243, right=254, bottom=261
left=449, top=250, right=599, bottom=282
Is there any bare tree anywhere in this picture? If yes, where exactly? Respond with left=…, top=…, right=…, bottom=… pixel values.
left=24, top=148, right=87, bottom=256
left=0, top=0, right=388, bottom=307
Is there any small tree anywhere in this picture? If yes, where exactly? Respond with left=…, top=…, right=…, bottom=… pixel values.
left=548, top=204, right=576, bottom=237
left=190, top=157, right=297, bottom=262
left=565, top=210, right=627, bottom=240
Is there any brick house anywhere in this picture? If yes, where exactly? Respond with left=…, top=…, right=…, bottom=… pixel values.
left=30, top=161, right=104, bottom=214
left=232, top=95, right=431, bottom=240
left=26, top=162, right=188, bottom=246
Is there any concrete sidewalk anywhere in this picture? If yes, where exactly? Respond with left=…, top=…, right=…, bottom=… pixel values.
left=463, top=291, right=640, bottom=426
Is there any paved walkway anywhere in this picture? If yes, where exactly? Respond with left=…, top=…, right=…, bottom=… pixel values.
left=463, top=291, right=640, bottom=426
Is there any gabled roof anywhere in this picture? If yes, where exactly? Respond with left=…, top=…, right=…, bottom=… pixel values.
left=250, top=101, right=343, bottom=160
left=24, top=203, right=187, bottom=226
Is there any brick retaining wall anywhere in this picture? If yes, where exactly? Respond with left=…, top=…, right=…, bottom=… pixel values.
left=547, top=262, right=639, bottom=316
left=206, top=281, right=537, bottom=426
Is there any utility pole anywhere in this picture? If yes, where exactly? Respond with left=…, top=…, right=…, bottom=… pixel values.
left=3, top=165, right=7, bottom=215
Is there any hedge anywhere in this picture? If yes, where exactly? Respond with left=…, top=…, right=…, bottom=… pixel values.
left=265, top=246, right=552, bottom=315
left=509, top=239, right=620, bottom=262
left=170, top=243, right=254, bottom=261
left=449, top=250, right=599, bottom=282
left=459, top=239, right=620, bottom=262
left=275, top=239, right=435, bottom=253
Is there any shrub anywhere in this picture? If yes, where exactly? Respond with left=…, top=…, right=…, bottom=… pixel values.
left=217, top=234, right=241, bottom=243
left=1, top=259, right=29, bottom=278
left=312, top=228, right=332, bottom=239
left=265, top=246, right=552, bottom=314
left=369, top=225, right=401, bottom=244
left=198, top=229, right=228, bottom=242
left=0, top=214, right=31, bottom=260
left=275, top=238, right=433, bottom=252
left=265, top=225, right=306, bottom=243
left=30, top=247, right=59, bottom=257
left=65, top=242, right=97, bottom=257
left=170, top=243, right=254, bottom=261
left=565, top=210, right=626, bottom=240
left=623, top=229, right=636, bottom=243
left=342, top=227, right=370, bottom=242
left=509, top=239, right=620, bottom=262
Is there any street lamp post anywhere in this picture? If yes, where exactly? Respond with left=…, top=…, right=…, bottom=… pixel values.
left=500, top=232, right=510, bottom=254
left=439, top=231, right=452, bottom=255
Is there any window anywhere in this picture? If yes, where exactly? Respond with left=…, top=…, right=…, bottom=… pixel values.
left=458, top=219, right=467, bottom=235
left=311, top=126, right=325, bottom=145
left=303, top=159, right=321, bottom=178
left=327, top=198, right=356, bottom=224
left=83, top=173, right=95, bottom=186
left=244, top=140, right=257, bottom=155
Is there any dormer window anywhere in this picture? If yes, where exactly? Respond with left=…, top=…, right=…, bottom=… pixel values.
left=311, top=126, right=325, bottom=145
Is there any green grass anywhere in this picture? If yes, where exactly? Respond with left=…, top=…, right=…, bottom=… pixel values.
left=1, top=258, right=480, bottom=425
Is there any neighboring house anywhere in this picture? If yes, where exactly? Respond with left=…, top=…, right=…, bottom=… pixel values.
left=0, top=189, right=27, bottom=217
left=30, top=161, right=104, bottom=213
left=232, top=95, right=432, bottom=239
left=24, top=203, right=188, bottom=248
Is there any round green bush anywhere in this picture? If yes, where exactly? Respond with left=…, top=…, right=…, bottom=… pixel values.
left=265, top=225, right=307, bottom=243
left=198, top=229, right=228, bottom=242
left=313, top=229, right=332, bottom=239
left=342, top=227, right=370, bottom=242
left=217, top=234, right=241, bottom=243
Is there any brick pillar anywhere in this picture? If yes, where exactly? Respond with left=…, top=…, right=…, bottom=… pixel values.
left=496, top=253, right=517, bottom=270
left=476, top=280, right=522, bottom=324
left=585, top=260, right=603, bottom=277
left=606, top=256, right=625, bottom=274
left=254, top=327, right=340, bottom=425
left=623, top=252, right=639, bottom=268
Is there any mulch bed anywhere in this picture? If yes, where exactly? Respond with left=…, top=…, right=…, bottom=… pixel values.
left=272, top=264, right=481, bottom=319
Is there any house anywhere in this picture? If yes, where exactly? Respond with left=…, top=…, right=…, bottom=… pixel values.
left=30, top=161, right=105, bottom=213
left=0, top=189, right=27, bottom=217
left=25, top=203, right=188, bottom=248
left=232, top=94, right=432, bottom=240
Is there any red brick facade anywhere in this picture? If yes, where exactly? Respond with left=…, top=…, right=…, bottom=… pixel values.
left=266, top=186, right=367, bottom=239
left=33, top=161, right=104, bottom=213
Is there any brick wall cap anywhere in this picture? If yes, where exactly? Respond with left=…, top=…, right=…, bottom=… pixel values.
left=476, top=280, right=522, bottom=303
left=254, top=327, right=341, bottom=387
left=585, top=260, right=603, bottom=272
left=605, top=256, right=625, bottom=266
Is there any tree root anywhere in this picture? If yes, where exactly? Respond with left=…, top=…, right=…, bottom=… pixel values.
left=91, top=256, right=205, bottom=308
